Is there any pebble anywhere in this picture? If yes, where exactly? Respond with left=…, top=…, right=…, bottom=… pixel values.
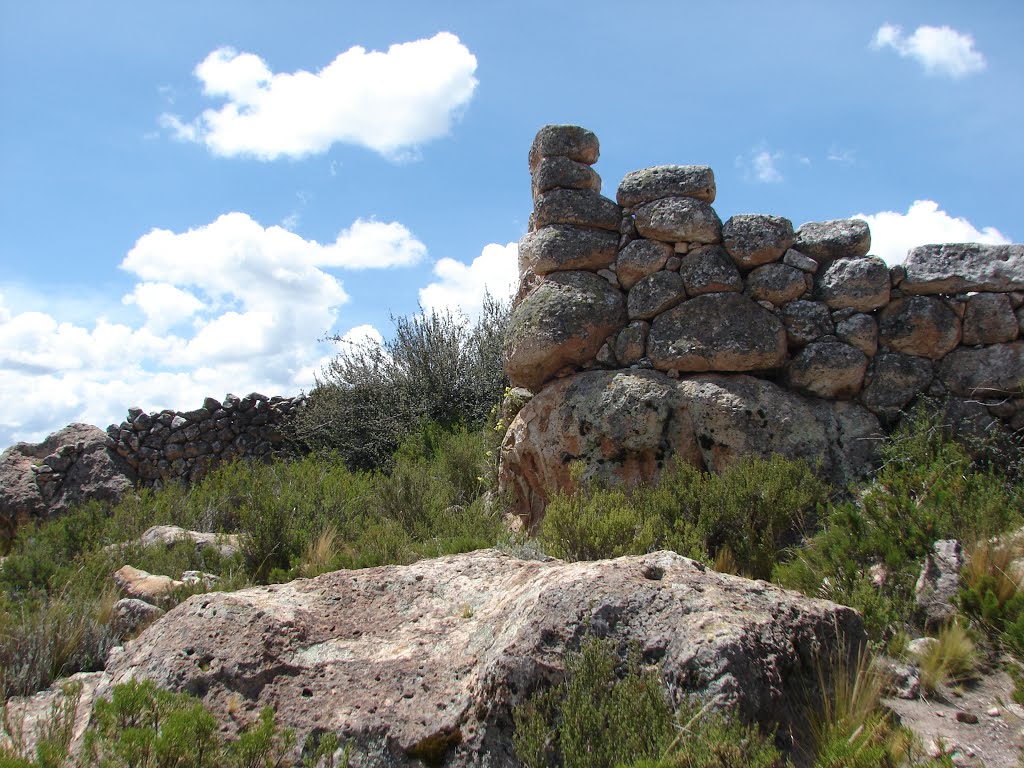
left=955, top=711, right=979, bottom=724
left=987, top=706, right=1000, bottom=717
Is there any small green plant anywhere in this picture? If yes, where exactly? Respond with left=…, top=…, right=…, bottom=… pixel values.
left=958, top=537, right=1024, bottom=654
left=513, top=635, right=675, bottom=768
left=0, top=680, right=81, bottom=768
left=916, top=622, right=978, bottom=695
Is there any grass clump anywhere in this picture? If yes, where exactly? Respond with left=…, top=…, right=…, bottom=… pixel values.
left=539, top=455, right=827, bottom=580
left=915, top=622, right=979, bottom=695
left=957, top=537, right=1024, bottom=654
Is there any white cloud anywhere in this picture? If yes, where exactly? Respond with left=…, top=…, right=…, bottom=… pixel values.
left=827, top=146, right=855, bottom=166
left=0, top=214, right=428, bottom=448
left=872, top=23, right=986, bottom=79
left=854, top=199, right=1011, bottom=266
left=419, top=242, right=518, bottom=320
left=737, top=146, right=784, bottom=183
left=162, top=32, right=478, bottom=160
left=339, top=323, right=384, bottom=349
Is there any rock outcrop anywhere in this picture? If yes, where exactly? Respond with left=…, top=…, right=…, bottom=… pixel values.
left=94, top=549, right=864, bottom=765
left=0, top=423, right=135, bottom=537
left=500, top=125, right=1024, bottom=522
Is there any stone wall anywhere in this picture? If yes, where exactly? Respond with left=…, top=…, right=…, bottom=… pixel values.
left=500, top=125, right=1024, bottom=522
left=105, top=393, right=304, bottom=487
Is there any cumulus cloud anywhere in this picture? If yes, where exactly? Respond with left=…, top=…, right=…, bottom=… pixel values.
left=419, top=242, right=518, bottom=320
left=162, top=32, right=478, bottom=160
left=854, top=199, right=1011, bottom=266
left=737, top=146, right=784, bottom=183
left=872, top=23, right=986, bottom=78
left=0, top=214, right=428, bottom=448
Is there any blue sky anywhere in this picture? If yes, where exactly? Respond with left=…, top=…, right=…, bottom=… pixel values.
left=1, top=1, right=1021, bottom=449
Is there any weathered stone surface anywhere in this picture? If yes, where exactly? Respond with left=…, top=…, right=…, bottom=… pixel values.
left=533, top=189, right=621, bottom=232
left=938, top=342, right=1024, bottom=397
left=500, top=369, right=879, bottom=522
left=112, top=598, right=165, bottom=640
left=647, top=294, right=786, bottom=373
left=835, top=313, right=878, bottom=356
left=528, top=124, right=600, bottom=170
left=786, top=342, right=868, bottom=399
left=901, top=244, right=1024, bottom=295
left=531, top=156, right=602, bottom=198
left=861, top=353, right=934, bottom=420
left=679, top=245, right=743, bottom=295
left=634, top=197, right=722, bottom=244
left=816, top=256, right=890, bottom=311
left=783, top=249, right=819, bottom=274
left=113, top=565, right=183, bottom=604
left=504, top=271, right=627, bottom=391
left=95, top=548, right=864, bottom=767
left=794, top=219, right=871, bottom=262
left=916, top=540, right=964, bottom=629
left=781, top=300, right=834, bottom=347
left=616, top=238, right=673, bottom=290
left=878, top=297, right=961, bottom=359
left=627, top=271, right=686, bottom=320
left=745, top=263, right=806, bottom=306
left=519, top=225, right=618, bottom=276
left=134, top=525, right=241, bottom=559
left=614, top=321, right=648, bottom=366
left=0, top=672, right=109, bottom=760
left=722, top=215, right=795, bottom=270
left=962, top=292, right=1018, bottom=345
left=616, top=165, right=716, bottom=207
left=0, top=424, right=135, bottom=539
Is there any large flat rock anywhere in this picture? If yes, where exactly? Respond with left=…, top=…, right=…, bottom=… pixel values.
left=901, top=244, right=1024, bottom=295
left=98, top=548, right=863, bottom=766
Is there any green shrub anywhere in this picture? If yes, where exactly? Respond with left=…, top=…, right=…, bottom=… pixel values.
left=775, top=405, right=1024, bottom=644
left=513, top=635, right=675, bottom=768
left=539, top=455, right=826, bottom=580
left=294, top=298, right=509, bottom=471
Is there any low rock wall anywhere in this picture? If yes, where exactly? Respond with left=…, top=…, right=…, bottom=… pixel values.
left=105, top=393, right=304, bottom=487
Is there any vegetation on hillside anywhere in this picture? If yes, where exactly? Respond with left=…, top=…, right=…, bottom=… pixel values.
left=2, top=298, right=1024, bottom=765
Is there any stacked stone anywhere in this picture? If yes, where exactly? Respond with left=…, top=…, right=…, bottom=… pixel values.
left=106, top=393, right=304, bottom=486
left=506, top=124, right=1024, bottom=433
left=31, top=439, right=92, bottom=497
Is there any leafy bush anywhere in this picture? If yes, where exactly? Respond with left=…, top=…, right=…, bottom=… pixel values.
left=775, top=405, right=1024, bottom=644
left=539, top=455, right=827, bottom=580
left=294, top=298, right=509, bottom=471
left=513, top=635, right=675, bottom=768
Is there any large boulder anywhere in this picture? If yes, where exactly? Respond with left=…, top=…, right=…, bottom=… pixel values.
left=616, top=165, right=716, bottom=207
left=878, top=297, right=961, bottom=359
left=900, top=244, right=1024, bottom=295
left=504, top=271, right=627, bottom=391
left=528, top=124, right=600, bottom=170
left=533, top=189, right=621, bottom=232
left=938, top=342, right=1024, bottom=397
left=861, top=353, right=934, bottom=421
left=961, top=292, right=1018, bottom=346
left=616, top=238, right=673, bottom=290
left=499, top=369, right=880, bottom=523
left=679, top=245, right=743, bottom=295
left=531, top=156, right=601, bottom=199
left=815, top=256, right=890, bottom=312
left=97, top=548, right=864, bottom=766
left=627, top=271, right=686, bottom=320
left=0, top=423, right=135, bottom=538
left=785, top=341, right=868, bottom=399
left=647, top=293, right=786, bottom=373
left=745, top=263, right=807, bottom=306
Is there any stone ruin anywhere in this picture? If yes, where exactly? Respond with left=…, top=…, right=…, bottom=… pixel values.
left=499, top=124, right=1024, bottom=525
left=105, top=392, right=304, bottom=486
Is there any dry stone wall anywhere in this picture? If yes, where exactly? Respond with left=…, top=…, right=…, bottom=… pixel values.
left=105, top=393, right=304, bottom=487
left=501, top=125, right=1024, bottom=522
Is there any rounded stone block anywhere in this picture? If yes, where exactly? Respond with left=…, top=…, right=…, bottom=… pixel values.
left=938, top=342, right=1024, bottom=397
left=518, top=225, right=618, bottom=276
left=794, top=219, right=871, bottom=262
left=679, top=245, right=743, bottom=295
left=861, top=353, right=934, bottom=420
left=722, top=214, right=795, bottom=270
left=627, top=271, right=686, bottom=321
left=528, top=124, right=599, bottom=170
left=901, top=244, right=1024, bottom=295
left=531, top=156, right=602, bottom=198
left=634, top=197, right=722, bottom=244
left=786, top=341, right=868, bottom=399
left=962, top=292, right=1018, bottom=346
left=647, top=293, right=786, bottom=373
left=878, top=296, right=961, bottom=359
left=504, top=271, right=627, bottom=391
left=616, top=238, right=673, bottom=290
left=816, top=256, right=890, bottom=312
left=781, top=300, right=834, bottom=348
left=533, top=189, right=621, bottom=232
left=835, top=313, right=878, bottom=356
left=745, top=263, right=806, bottom=306
left=616, top=165, right=716, bottom=208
